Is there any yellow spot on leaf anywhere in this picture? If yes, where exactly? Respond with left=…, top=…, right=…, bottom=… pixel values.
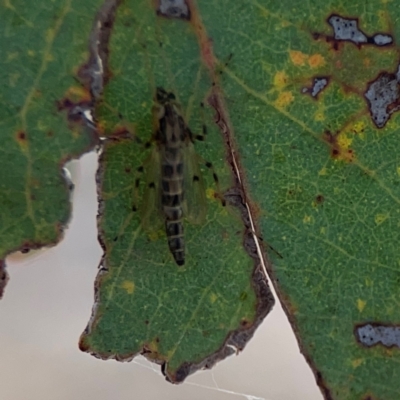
left=289, top=50, right=307, bottom=66
left=206, top=187, right=215, bottom=200
left=351, top=358, right=364, bottom=368
left=274, top=91, right=294, bottom=108
left=375, top=213, right=389, bottom=225
left=352, top=121, right=366, bottom=134
left=121, top=280, right=135, bottom=294
left=148, top=230, right=161, bottom=241
left=337, top=133, right=353, bottom=150
left=397, top=166, right=400, bottom=176
left=148, top=339, right=159, bottom=353
left=28, top=50, right=35, bottom=57
left=273, top=71, right=288, bottom=88
left=357, top=299, right=366, bottom=312
left=303, top=215, right=313, bottom=224
left=67, top=86, right=87, bottom=98
left=314, top=110, right=325, bottom=121
left=319, top=167, right=327, bottom=176
left=320, top=227, right=326, bottom=235
left=210, top=293, right=217, bottom=303
left=308, top=54, right=325, bottom=68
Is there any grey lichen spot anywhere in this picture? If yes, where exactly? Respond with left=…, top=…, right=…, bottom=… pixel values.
left=302, top=77, right=329, bottom=98
left=365, top=72, right=400, bottom=128
left=328, top=15, right=367, bottom=44
left=157, top=0, right=190, bottom=20
left=373, top=33, right=393, bottom=46
left=327, top=14, right=393, bottom=47
left=356, top=324, right=400, bottom=348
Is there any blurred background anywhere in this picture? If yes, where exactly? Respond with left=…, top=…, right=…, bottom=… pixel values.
left=0, top=152, right=323, bottom=400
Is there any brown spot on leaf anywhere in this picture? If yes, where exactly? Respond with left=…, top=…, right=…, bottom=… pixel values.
left=16, top=131, right=27, bottom=142
left=322, top=130, right=354, bottom=162
left=78, top=336, right=90, bottom=352
left=316, top=194, right=325, bottom=204
left=240, top=319, right=251, bottom=328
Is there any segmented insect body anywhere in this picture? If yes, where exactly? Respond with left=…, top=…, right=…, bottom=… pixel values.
left=144, top=87, right=206, bottom=266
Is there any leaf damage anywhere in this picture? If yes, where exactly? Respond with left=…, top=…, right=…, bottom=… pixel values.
left=313, top=13, right=394, bottom=50
left=364, top=68, right=400, bottom=128
left=301, top=76, right=330, bottom=99
left=156, top=0, right=190, bottom=20
left=355, top=323, right=400, bottom=349
left=322, top=130, right=355, bottom=162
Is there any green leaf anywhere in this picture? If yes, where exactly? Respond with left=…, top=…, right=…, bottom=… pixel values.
left=200, top=1, right=400, bottom=399
left=80, top=0, right=274, bottom=382
left=0, top=1, right=102, bottom=296
left=81, top=0, right=400, bottom=396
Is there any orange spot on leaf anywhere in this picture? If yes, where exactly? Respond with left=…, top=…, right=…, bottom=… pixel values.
left=289, top=50, right=307, bottom=66
left=274, top=91, right=294, bottom=108
left=308, top=54, right=325, bottom=68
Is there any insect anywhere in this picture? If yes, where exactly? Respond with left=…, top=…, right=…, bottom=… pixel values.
left=139, top=87, right=211, bottom=266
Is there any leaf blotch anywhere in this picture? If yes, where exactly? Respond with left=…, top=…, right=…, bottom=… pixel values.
left=355, top=323, right=400, bottom=349
left=156, top=0, right=191, bottom=20
left=301, top=76, right=330, bottom=99
left=322, top=130, right=355, bottom=162
left=365, top=71, right=400, bottom=128
left=315, top=194, right=324, bottom=204
left=18, top=131, right=26, bottom=140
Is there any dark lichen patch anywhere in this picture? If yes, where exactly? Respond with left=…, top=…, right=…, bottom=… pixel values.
left=327, top=14, right=393, bottom=47
left=302, top=77, right=330, bottom=99
left=156, top=0, right=190, bottom=20
left=365, top=70, right=400, bottom=128
left=355, top=323, right=400, bottom=348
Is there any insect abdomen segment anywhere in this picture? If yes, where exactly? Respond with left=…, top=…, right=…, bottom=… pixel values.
left=161, top=146, right=185, bottom=265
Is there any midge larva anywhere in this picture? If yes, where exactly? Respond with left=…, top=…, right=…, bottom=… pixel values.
left=140, top=87, right=214, bottom=266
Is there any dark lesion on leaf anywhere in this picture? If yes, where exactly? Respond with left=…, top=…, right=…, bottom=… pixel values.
left=156, top=0, right=191, bottom=20
left=355, top=322, right=400, bottom=349
left=56, top=95, right=97, bottom=133
left=301, top=76, right=331, bottom=99
left=322, top=130, right=354, bottom=162
left=364, top=70, right=400, bottom=128
left=315, top=194, right=324, bottom=204
left=312, top=13, right=394, bottom=50
left=15, top=131, right=27, bottom=143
